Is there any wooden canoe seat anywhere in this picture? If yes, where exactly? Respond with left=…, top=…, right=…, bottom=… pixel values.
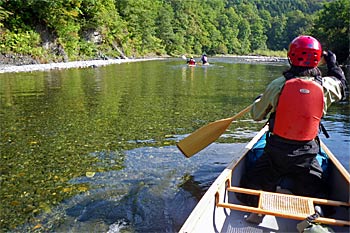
left=215, top=183, right=350, bottom=227
left=260, top=192, right=314, bottom=216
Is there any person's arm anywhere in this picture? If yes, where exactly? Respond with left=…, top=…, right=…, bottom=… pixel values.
left=251, top=77, right=285, bottom=121
left=323, top=51, right=348, bottom=100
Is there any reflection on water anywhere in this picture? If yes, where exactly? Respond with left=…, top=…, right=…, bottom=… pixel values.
left=0, top=58, right=349, bottom=232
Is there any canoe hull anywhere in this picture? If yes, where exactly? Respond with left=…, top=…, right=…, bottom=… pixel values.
left=180, top=126, right=349, bottom=233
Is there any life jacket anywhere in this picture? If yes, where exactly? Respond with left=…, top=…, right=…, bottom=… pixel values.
left=188, top=59, right=195, bottom=65
left=273, top=77, right=324, bottom=141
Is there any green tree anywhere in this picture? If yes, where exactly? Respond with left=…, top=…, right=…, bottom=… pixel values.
left=237, top=18, right=251, bottom=54
left=312, top=0, right=350, bottom=63
left=235, top=3, right=267, bottom=52
left=266, top=15, right=287, bottom=50
left=117, top=0, right=163, bottom=56
left=156, top=2, right=176, bottom=55
left=218, top=7, right=241, bottom=54
left=0, top=6, right=12, bottom=28
left=283, top=10, right=314, bottom=48
left=169, top=0, right=202, bottom=54
left=20, top=0, right=83, bottom=59
left=1, top=0, right=343, bottom=61
left=79, top=0, right=126, bottom=58
left=199, top=0, right=226, bottom=55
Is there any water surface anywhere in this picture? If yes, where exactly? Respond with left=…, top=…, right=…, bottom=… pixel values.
left=0, top=58, right=348, bottom=232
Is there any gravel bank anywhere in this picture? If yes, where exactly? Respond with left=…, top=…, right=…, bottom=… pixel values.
left=0, top=58, right=163, bottom=74
left=0, top=55, right=288, bottom=74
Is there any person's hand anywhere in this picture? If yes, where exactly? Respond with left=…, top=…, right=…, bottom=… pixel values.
left=254, top=94, right=263, bottom=101
left=323, top=50, right=337, bottom=67
left=323, top=51, right=347, bottom=92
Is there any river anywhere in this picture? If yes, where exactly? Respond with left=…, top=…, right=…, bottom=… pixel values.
left=0, top=57, right=349, bottom=232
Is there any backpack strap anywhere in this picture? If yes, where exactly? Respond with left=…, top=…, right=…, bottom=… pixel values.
left=314, top=76, right=330, bottom=138
left=314, top=75, right=323, bottom=86
left=320, top=123, right=330, bottom=138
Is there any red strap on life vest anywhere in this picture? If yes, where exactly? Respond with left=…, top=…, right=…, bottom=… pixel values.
left=273, top=78, right=324, bottom=141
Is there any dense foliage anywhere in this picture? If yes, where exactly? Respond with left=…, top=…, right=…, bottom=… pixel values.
left=0, top=0, right=348, bottom=63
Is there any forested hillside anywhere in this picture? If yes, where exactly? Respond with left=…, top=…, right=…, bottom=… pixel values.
left=0, top=0, right=348, bottom=63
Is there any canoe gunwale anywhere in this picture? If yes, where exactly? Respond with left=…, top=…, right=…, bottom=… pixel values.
left=320, top=141, right=350, bottom=183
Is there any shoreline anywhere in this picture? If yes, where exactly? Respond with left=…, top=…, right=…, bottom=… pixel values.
left=0, top=55, right=287, bottom=74
left=0, top=58, right=164, bottom=74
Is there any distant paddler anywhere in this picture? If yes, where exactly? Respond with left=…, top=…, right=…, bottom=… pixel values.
left=187, top=56, right=196, bottom=66
left=182, top=55, right=196, bottom=66
left=201, top=53, right=209, bottom=65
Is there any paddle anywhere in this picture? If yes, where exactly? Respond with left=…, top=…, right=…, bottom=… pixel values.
left=177, top=103, right=253, bottom=158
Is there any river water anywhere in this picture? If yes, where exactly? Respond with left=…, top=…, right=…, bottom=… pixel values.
left=0, top=57, right=349, bottom=232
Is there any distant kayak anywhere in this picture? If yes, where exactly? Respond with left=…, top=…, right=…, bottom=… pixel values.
left=187, top=63, right=209, bottom=67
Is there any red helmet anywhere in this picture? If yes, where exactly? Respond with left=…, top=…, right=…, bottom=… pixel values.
left=287, top=35, right=322, bottom=68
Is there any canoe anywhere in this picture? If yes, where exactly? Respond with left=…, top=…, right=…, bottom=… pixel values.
left=179, top=125, right=350, bottom=233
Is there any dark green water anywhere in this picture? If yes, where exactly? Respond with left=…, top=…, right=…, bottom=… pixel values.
left=0, top=58, right=349, bottom=232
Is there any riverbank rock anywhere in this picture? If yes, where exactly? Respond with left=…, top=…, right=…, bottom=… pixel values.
left=0, top=54, right=40, bottom=66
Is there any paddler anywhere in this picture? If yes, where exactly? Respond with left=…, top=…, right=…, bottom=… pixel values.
left=200, top=53, right=209, bottom=65
left=237, top=35, right=348, bottom=221
left=187, top=56, right=196, bottom=66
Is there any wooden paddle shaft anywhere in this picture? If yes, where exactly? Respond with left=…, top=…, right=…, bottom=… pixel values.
left=177, top=104, right=253, bottom=157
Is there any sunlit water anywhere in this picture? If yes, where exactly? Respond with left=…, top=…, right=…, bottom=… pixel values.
left=0, top=58, right=349, bottom=232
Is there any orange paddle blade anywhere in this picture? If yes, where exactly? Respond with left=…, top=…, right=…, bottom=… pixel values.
left=177, top=104, right=253, bottom=158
